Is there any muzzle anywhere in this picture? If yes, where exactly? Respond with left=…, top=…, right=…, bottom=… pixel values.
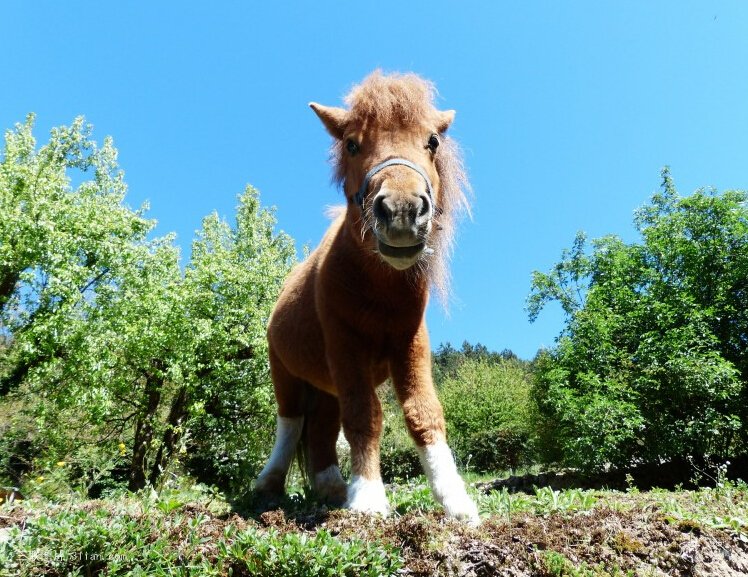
left=354, top=158, right=435, bottom=208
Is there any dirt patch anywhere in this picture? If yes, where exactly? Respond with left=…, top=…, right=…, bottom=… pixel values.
left=240, top=500, right=748, bottom=576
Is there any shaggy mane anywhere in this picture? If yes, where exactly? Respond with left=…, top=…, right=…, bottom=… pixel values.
left=345, top=71, right=439, bottom=129
left=329, top=71, right=471, bottom=306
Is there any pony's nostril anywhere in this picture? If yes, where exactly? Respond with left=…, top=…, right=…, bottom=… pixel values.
left=373, top=194, right=391, bottom=222
left=414, top=194, right=432, bottom=224
left=418, top=194, right=431, bottom=218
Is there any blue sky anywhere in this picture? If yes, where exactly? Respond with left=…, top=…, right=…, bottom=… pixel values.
left=3, top=2, right=747, bottom=359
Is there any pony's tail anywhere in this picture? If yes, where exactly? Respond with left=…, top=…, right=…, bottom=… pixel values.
left=293, top=383, right=314, bottom=492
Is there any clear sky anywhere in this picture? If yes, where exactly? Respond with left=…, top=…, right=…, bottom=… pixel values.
left=3, top=2, right=747, bottom=359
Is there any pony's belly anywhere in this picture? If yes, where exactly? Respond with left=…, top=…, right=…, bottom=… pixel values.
left=307, top=378, right=338, bottom=398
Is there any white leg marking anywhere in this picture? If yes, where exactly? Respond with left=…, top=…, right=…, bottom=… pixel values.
left=345, top=475, right=389, bottom=516
left=313, top=465, right=347, bottom=503
left=255, top=416, right=304, bottom=487
left=418, top=441, right=480, bottom=525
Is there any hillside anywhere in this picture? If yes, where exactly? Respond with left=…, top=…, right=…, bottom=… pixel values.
left=1, top=479, right=747, bottom=576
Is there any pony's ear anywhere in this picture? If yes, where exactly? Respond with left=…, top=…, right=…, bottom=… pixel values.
left=436, top=109, right=456, bottom=133
left=309, top=103, right=348, bottom=140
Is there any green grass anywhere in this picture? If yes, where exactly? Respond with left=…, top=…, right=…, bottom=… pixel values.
left=0, top=484, right=402, bottom=577
left=2, top=476, right=747, bottom=577
left=478, top=485, right=599, bottom=517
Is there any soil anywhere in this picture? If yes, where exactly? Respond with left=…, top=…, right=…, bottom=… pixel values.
left=250, top=503, right=748, bottom=576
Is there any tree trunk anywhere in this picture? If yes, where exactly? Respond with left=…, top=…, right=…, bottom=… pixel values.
left=128, top=375, right=162, bottom=492
left=148, top=386, right=188, bottom=486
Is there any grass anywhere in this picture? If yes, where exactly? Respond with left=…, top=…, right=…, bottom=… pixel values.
left=1, top=475, right=747, bottom=577
left=0, top=484, right=402, bottom=577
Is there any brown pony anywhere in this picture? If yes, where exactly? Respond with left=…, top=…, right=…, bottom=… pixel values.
left=254, top=71, right=479, bottom=524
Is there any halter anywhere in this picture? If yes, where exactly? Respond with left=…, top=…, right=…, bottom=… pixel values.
left=354, top=158, right=435, bottom=208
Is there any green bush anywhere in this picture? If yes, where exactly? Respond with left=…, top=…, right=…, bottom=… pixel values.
left=379, top=432, right=422, bottom=483
left=439, top=358, right=535, bottom=473
left=531, top=349, right=645, bottom=470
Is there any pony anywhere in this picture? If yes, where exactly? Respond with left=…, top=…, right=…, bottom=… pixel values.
left=254, top=71, right=479, bottom=524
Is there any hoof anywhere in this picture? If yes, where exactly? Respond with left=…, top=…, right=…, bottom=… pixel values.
left=314, top=465, right=348, bottom=506
left=254, top=470, right=285, bottom=499
left=442, top=492, right=480, bottom=526
left=345, top=475, right=389, bottom=516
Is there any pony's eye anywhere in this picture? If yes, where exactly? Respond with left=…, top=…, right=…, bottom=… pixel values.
left=426, top=134, right=439, bottom=152
left=346, top=139, right=359, bottom=156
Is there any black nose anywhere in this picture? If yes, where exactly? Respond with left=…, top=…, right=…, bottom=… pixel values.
left=373, top=193, right=432, bottom=228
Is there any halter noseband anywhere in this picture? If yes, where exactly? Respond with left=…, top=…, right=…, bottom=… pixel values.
left=354, top=158, right=435, bottom=207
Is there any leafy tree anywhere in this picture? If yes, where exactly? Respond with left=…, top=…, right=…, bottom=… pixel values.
left=182, top=188, right=296, bottom=494
left=0, top=115, right=184, bottom=490
left=0, top=115, right=152, bottom=395
left=0, top=117, right=296, bottom=494
left=528, top=169, right=747, bottom=471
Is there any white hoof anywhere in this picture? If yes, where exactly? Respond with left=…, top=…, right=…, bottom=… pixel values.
left=442, top=491, right=480, bottom=526
left=418, top=440, right=481, bottom=526
left=345, top=475, right=389, bottom=516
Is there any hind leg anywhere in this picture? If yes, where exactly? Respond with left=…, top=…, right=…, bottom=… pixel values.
left=254, top=350, right=305, bottom=497
left=305, top=389, right=347, bottom=505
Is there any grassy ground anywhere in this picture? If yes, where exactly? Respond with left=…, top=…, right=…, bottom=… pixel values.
left=1, top=477, right=747, bottom=576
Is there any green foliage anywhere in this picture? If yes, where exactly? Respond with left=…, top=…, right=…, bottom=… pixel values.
left=0, top=116, right=295, bottom=495
left=183, top=189, right=296, bottom=493
left=387, top=478, right=439, bottom=515
left=432, top=340, right=518, bottom=386
left=0, top=114, right=166, bottom=491
left=478, top=486, right=597, bottom=518
left=0, top=115, right=153, bottom=392
left=228, top=528, right=401, bottom=577
left=439, top=357, right=535, bottom=472
left=0, top=493, right=402, bottom=577
left=533, top=550, right=610, bottom=577
left=528, top=169, right=748, bottom=471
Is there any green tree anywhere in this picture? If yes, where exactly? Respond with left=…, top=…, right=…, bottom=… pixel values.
left=528, top=169, right=747, bottom=471
left=0, top=117, right=296, bottom=494
left=432, top=341, right=518, bottom=386
left=0, top=115, right=153, bottom=395
left=0, top=115, right=183, bottom=490
left=182, top=188, right=296, bottom=494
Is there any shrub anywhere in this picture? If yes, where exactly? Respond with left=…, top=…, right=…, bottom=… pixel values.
left=439, top=358, right=535, bottom=473
left=380, top=427, right=422, bottom=483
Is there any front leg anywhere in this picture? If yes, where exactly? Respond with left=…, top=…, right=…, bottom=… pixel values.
left=331, top=359, right=389, bottom=516
left=390, top=325, right=480, bottom=525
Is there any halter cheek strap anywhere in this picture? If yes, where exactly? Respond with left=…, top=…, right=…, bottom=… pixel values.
left=354, top=158, right=435, bottom=207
